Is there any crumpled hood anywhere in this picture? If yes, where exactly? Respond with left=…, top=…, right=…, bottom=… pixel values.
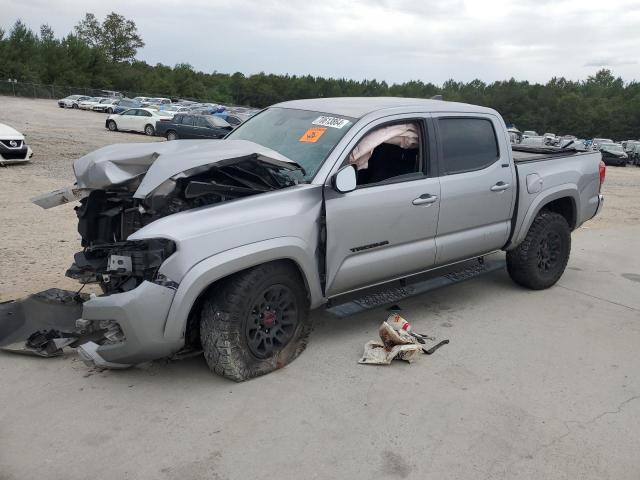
left=0, top=123, right=25, bottom=139
left=73, top=139, right=301, bottom=198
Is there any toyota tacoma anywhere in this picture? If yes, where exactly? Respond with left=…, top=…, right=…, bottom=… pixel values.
left=0, top=98, right=606, bottom=381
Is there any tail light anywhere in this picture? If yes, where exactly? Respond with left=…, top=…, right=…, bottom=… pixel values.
left=599, top=160, right=606, bottom=191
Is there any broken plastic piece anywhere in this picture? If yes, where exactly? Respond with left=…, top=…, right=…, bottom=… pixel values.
left=0, top=289, right=87, bottom=356
left=31, top=186, right=90, bottom=209
left=77, top=342, right=131, bottom=369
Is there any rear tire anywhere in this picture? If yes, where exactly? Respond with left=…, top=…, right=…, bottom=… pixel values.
left=507, top=211, right=571, bottom=290
left=107, top=120, right=117, bottom=131
left=144, top=124, right=155, bottom=136
left=166, top=130, right=178, bottom=141
left=200, top=262, right=312, bottom=382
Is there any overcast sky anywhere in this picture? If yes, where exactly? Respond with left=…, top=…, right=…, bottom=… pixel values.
left=3, top=0, right=640, bottom=84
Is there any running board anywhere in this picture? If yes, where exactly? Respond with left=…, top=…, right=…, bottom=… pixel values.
left=327, top=255, right=506, bottom=318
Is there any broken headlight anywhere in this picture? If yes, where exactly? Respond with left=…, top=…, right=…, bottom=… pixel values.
left=67, top=238, right=176, bottom=294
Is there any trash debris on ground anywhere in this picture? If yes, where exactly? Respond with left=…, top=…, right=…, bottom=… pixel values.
left=359, top=313, right=449, bottom=365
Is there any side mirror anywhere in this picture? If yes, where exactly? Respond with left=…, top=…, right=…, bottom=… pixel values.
left=332, top=165, right=357, bottom=193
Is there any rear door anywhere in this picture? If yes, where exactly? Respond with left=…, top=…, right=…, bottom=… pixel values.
left=135, top=109, right=153, bottom=133
left=433, top=114, right=515, bottom=265
left=324, top=115, right=441, bottom=297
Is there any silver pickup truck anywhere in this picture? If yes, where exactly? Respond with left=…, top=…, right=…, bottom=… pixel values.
left=1, top=97, right=606, bottom=381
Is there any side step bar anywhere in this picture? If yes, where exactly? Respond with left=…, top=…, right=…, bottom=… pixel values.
left=327, top=255, right=506, bottom=318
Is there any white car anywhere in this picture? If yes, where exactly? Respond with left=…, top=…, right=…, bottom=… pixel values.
left=0, top=123, right=33, bottom=165
left=57, top=95, right=90, bottom=109
left=105, top=108, right=173, bottom=136
left=92, top=98, right=119, bottom=113
left=78, top=97, right=106, bottom=110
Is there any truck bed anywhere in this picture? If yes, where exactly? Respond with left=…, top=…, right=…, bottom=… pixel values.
left=511, top=145, right=595, bottom=163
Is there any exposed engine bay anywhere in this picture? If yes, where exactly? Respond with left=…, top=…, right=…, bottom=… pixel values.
left=24, top=140, right=305, bottom=297
left=67, top=156, right=302, bottom=294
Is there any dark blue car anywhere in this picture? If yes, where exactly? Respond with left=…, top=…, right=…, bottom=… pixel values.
left=155, top=114, right=233, bottom=140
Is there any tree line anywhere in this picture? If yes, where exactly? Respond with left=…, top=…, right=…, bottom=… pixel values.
left=1, top=14, right=639, bottom=140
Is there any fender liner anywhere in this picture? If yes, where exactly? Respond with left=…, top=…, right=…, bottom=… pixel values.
left=162, top=237, right=325, bottom=342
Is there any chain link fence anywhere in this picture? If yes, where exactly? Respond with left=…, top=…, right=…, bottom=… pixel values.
left=0, top=80, right=214, bottom=104
left=0, top=80, right=124, bottom=99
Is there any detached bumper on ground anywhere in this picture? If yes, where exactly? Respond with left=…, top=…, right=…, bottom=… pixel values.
left=0, top=282, right=182, bottom=368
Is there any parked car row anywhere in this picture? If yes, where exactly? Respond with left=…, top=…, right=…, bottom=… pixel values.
left=57, top=95, right=259, bottom=127
left=104, top=107, right=234, bottom=139
left=510, top=125, right=640, bottom=167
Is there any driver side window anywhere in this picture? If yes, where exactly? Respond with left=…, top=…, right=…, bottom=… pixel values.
left=348, top=122, right=424, bottom=186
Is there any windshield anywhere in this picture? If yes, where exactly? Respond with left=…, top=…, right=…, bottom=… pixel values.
left=209, top=116, right=232, bottom=128
left=226, top=107, right=356, bottom=180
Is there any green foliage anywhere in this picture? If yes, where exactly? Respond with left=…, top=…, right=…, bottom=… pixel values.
left=74, top=12, right=144, bottom=62
left=1, top=16, right=639, bottom=139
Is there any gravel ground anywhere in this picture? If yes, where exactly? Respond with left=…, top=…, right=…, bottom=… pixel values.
left=1, top=96, right=640, bottom=480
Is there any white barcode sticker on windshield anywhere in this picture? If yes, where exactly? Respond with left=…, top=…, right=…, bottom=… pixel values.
left=312, top=116, right=350, bottom=129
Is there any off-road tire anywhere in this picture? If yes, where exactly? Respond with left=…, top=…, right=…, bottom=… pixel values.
left=507, top=210, right=571, bottom=290
left=200, top=262, right=312, bottom=382
left=144, top=124, right=155, bottom=136
left=107, top=120, right=117, bottom=131
left=166, top=130, right=178, bottom=141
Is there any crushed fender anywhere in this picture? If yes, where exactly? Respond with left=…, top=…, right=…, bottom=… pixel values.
left=359, top=313, right=449, bottom=365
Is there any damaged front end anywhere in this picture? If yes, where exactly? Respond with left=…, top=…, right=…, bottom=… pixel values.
left=1, top=140, right=304, bottom=364
left=67, top=142, right=302, bottom=295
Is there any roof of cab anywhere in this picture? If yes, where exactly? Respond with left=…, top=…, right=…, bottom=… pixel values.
left=272, top=97, right=497, bottom=119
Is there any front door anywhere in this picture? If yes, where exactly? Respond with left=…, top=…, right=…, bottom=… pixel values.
left=179, top=115, right=196, bottom=138
left=118, top=109, right=138, bottom=130
left=324, top=116, right=440, bottom=297
left=433, top=114, right=516, bottom=265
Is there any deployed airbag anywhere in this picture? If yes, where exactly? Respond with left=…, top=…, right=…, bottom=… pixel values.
left=349, top=123, right=419, bottom=170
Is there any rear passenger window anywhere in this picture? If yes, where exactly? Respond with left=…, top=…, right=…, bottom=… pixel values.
left=182, top=116, right=194, bottom=126
left=438, top=118, right=499, bottom=175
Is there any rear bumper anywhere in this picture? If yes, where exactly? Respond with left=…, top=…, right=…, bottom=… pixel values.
left=593, top=194, right=604, bottom=218
left=78, top=281, right=183, bottom=368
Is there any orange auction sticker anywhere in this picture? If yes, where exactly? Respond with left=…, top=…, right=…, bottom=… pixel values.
left=299, top=127, right=327, bottom=143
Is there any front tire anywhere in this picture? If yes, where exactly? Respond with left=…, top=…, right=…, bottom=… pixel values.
left=507, top=211, right=571, bottom=290
left=200, top=262, right=312, bottom=382
left=144, top=124, right=155, bottom=136
left=107, top=120, right=118, bottom=131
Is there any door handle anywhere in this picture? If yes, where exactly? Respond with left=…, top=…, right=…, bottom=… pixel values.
left=412, top=194, right=438, bottom=205
left=490, top=182, right=510, bottom=192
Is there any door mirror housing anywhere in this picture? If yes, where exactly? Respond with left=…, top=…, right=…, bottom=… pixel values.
left=332, top=165, right=357, bottom=193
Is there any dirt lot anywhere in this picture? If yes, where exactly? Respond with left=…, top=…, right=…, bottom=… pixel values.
left=1, top=96, right=640, bottom=480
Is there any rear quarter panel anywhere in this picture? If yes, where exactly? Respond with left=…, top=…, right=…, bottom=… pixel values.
left=509, top=151, right=601, bottom=249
